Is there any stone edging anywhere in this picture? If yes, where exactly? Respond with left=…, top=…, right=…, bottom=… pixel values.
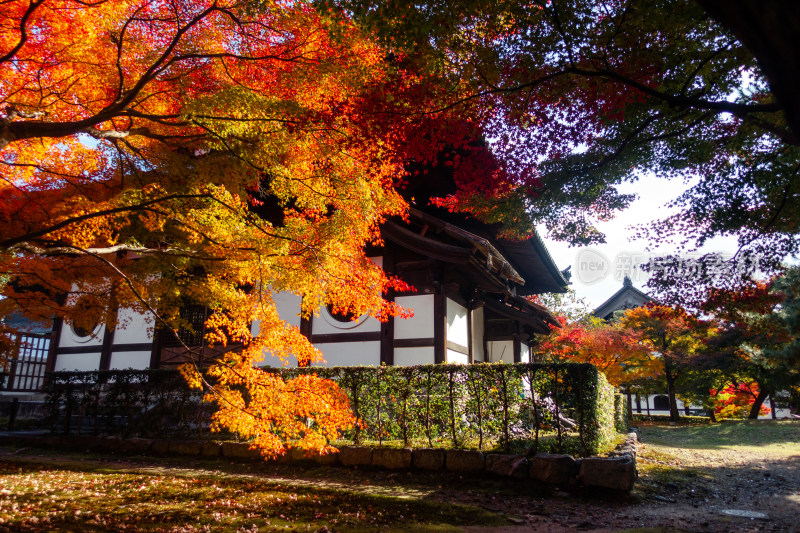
left=1, top=430, right=639, bottom=491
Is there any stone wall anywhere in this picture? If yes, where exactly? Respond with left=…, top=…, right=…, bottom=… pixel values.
left=1, top=431, right=639, bottom=491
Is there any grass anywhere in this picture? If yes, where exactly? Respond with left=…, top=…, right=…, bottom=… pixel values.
left=636, top=419, right=800, bottom=454
left=634, top=419, right=800, bottom=498
left=0, top=452, right=509, bottom=532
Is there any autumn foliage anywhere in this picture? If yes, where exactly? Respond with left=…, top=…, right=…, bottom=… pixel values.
left=0, top=0, right=501, bottom=457
left=710, top=382, right=771, bottom=419
left=537, top=316, right=655, bottom=387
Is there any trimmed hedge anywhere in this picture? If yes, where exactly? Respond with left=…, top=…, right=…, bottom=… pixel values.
left=631, top=413, right=712, bottom=424
left=46, top=363, right=619, bottom=456
left=614, top=394, right=629, bottom=432
left=44, top=369, right=212, bottom=439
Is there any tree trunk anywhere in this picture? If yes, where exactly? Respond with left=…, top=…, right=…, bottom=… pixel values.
left=665, top=369, right=681, bottom=422
left=748, top=388, right=770, bottom=419
left=770, top=395, right=777, bottom=420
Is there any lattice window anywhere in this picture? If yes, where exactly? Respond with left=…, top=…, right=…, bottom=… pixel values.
left=158, top=304, right=208, bottom=348
left=4, top=333, right=51, bottom=392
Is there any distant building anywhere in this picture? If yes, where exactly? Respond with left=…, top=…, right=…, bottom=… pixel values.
left=592, top=275, right=653, bottom=321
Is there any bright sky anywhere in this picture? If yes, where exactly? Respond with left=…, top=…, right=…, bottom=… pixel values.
left=542, top=173, right=741, bottom=310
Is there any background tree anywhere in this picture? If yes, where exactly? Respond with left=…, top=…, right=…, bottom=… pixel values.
left=619, top=304, right=710, bottom=421
left=536, top=314, right=656, bottom=387
left=529, top=289, right=593, bottom=324
left=0, top=0, right=487, bottom=456
left=701, top=269, right=800, bottom=418
left=321, top=0, right=800, bottom=303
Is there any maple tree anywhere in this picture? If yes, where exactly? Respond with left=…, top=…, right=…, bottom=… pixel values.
left=323, top=0, right=800, bottom=302
left=618, top=304, right=711, bottom=422
left=0, top=0, right=495, bottom=457
left=700, top=269, right=800, bottom=419
left=536, top=315, right=656, bottom=387
left=709, top=382, right=771, bottom=420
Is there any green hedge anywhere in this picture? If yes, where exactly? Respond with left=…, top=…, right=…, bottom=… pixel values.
left=46, top=363, right=619, bottom=456
left=631, top=413, right=712, bottom=424
left=44, top=369, right=212, bottom=439
left=614, top=394, right=629, bottom=432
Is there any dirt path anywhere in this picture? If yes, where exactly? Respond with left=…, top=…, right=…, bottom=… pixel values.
left=2, top=423, right=799, bottom=532
left=459, top=424, right=800, bottom=532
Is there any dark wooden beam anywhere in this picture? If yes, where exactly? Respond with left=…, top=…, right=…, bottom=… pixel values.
left=98, top=324, right=115, bottom=371
left=380, top=245, right=395, bottom=366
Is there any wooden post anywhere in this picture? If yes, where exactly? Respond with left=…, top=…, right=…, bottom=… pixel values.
left=380, top=247, right=395, bottom=366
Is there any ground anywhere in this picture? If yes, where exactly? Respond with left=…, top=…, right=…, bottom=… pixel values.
left=0, top=420, right=798, bottom=532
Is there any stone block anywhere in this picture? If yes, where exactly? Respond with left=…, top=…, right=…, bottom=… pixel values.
left=485, top=454, right=528, bottom=478
left=168, top=440, right=203, bottom=456
left=579, top=456, right=637, bottom=492
left=310, top=450, right=340, bottom=466
left=339, top=446, right=373, bottom=467
left=151, top=439, right=171, bottom=455
left=412, top=448, right=445, bottom=471
left=221, top=441, right=261, bottom=460
left=529, top=453, right=578, bottom=485
left=201, top=441, right=222, bottom=457
left=372, top=447, right=412, bottom=469
left=98, top=436, right=123, bottom=452
left=116, top=437, right=153, bottom=454
left=445, top=450, right=484, bottom=473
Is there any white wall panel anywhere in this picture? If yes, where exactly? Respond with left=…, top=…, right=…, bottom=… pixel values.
left=487, top=340, right=514, bottom=363
left=273, top=291, right=302, bottom=328
left=109, top=351, right=151, bottom=370
left=252, top=291, right=302, bottom=337
left=54, top=352, right=102, bottom=371
left=520, top=343, right=530, bottom=363
left=446, top=350, right=469, bottom=364
left=314, top=341, right=380, bottom=367
left=471, top=307, right=485, bottom=362
left=113, top=309, right=154, bottom=344
left=394, top=347, right=435, bottom=366
left=257, top=350, right=298, bottom=368
left=446, top=298, right=469, bottom=348
left=394, top=295, right=434, bottom=339
left=312, top=307, right=380, bottom=335
left=58, top=323, right=104, bottom=349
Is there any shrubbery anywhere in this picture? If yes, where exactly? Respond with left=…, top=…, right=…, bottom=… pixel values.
left=46, top=362, right=619, bottom=456
left=631, top=413, right=711, bottom=424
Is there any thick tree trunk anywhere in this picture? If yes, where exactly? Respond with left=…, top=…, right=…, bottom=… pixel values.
left=748, top=388, right=770, bottom=419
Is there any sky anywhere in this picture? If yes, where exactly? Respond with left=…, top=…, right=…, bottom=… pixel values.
left=541, top=173, right=741, bottom=311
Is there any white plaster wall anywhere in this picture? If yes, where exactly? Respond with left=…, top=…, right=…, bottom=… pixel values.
left=257, top=351, right=297, bottom=368
left=58, top=323, right=104, bottom=349
left=394, top=295, right=434, bottom=339
left=273, top=291, right=303, bottom=328
left=446, top=349, right=469, bottom=364
left=306, top=255, right=383, bottom=337
left=520, top=343, right=530, bottom=363
left=394, top=347, right=435, bottom=366
left=109, top=351, right=151, bottom=370
left=251, top=291, right=302, bottom=337
left=446, top=298, right=469, bottom=348
left=113, top=308, right=154, bottom=345
left=54, top=352, right=102, bottom=371
left=312, top=306, right=380, bottom=335
left=487, top=340, right=514, bottom=363
left=471, top=307, right=485, bottom=362
left=313, top=341, right=380, bottom=367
